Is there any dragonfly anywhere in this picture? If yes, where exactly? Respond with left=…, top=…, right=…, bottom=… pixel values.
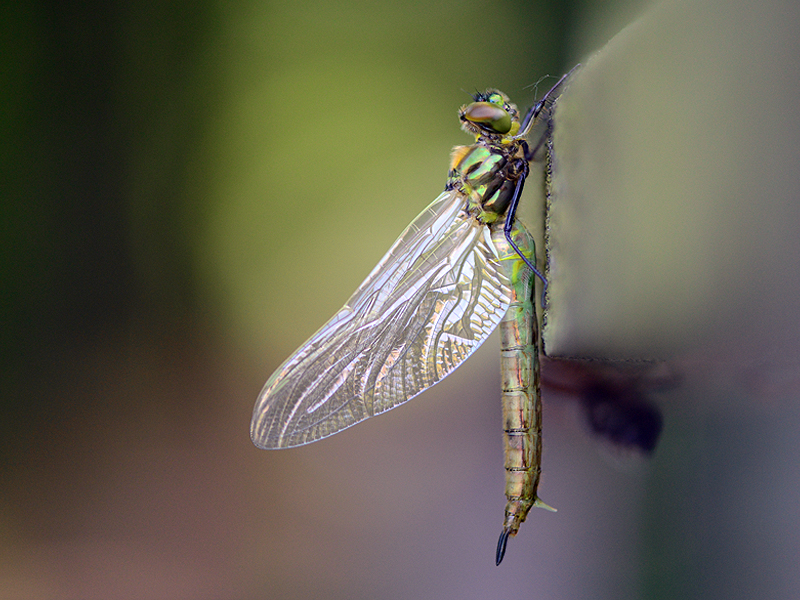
left=251, top=68, right=577, bottom=565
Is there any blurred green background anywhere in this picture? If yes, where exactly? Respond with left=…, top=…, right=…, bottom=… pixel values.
left=4, top=0, right=800, bottom=599
left=1, top=1, right=581, bottom=597
left=1, top=0, right=579, bottom=392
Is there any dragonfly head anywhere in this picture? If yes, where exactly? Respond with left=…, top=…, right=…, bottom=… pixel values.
left=459, top=89, right=520, bottom=139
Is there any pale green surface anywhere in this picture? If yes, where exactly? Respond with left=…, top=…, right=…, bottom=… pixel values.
left=544, top=4, right=800, bottom=599
left=545, top=0, right=800, bottom=363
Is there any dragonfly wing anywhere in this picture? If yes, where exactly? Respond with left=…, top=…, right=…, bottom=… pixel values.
left=251, top=190, right=513, bottom=448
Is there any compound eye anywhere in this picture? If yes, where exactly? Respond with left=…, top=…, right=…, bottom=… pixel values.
left=487, top=92, right=504, bottom=105
left=461, top=102, right=512, bottom=134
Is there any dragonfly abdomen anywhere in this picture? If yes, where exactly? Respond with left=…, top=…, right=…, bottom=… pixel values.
left=490, top=218, right=553, bottom=564
left=499, top=286, right=542, bottom=535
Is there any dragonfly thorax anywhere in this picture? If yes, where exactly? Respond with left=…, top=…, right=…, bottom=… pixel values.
left=446, top=140, right=529, bottom=225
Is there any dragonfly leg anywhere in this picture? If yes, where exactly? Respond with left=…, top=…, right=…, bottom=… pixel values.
left=519, top=100, right=542, bottom=136
left=525, top=117, right=553, bottom=161
left=517, top=66, right=581, bottom=157
left=503, top=175, right=548, bottom=297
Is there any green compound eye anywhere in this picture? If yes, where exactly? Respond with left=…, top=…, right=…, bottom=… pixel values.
left=462, top=102, right=512, bottom=134
left=487, top=92, right=504, bottom=105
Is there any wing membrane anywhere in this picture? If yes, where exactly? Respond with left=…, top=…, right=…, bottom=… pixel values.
left=251, top=190, right=512, bottom=448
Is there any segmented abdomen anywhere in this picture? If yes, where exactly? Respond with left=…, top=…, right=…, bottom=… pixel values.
left=490, top=219, right=544, bottom=539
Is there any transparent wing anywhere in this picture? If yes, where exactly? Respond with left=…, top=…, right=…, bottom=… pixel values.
left=251, top=190, right=512, bottom=448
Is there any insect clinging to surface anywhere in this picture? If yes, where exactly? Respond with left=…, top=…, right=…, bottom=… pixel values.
left=251, top=68, right=577, bottom=564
